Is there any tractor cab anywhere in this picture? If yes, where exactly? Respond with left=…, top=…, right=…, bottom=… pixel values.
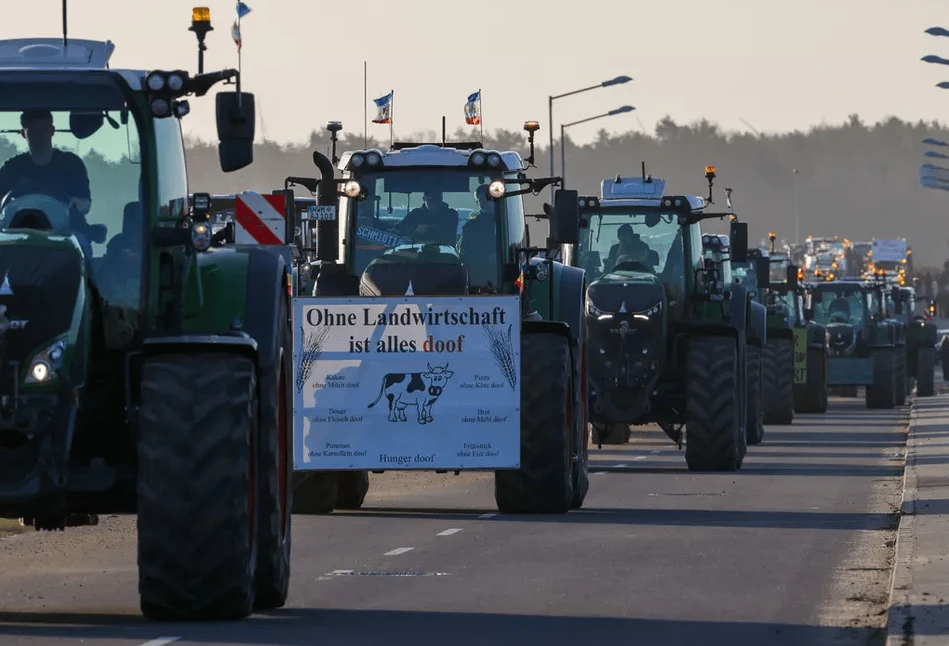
left=318, top=121, right=567, bottom=302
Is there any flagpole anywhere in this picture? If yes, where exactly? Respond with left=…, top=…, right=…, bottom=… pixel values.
left=390, top=90, right=394, bottom=148
left=479, top=87, right=483, bottom=142
left=363, top=61, right=368, bottom=148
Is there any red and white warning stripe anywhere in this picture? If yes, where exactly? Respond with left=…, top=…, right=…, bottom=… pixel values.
left=234, top=191, right=287, bottom=245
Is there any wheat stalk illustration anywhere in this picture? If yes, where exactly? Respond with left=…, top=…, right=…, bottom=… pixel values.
left=296, top=324, right=331, bottom=393
left=482, top=322, right=517, bottom=390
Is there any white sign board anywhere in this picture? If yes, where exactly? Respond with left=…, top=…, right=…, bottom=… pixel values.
left=292, top=295, right=522, bottom=470
left=872, top=239, right=907, bottom=263
left=305, top=205, right=337, bottom=221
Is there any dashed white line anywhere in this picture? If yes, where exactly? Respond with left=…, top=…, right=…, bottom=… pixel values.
left=614, top=463, right=628, bottom=468
left=651, top=450, right=661, bottom=454
left=634, top=455, right=647, bottom=461
left=384, top=547, right=415, bottom=556
left=138, top=639, right=180, bottom=646
left=479, top=512, right=497, bottom=519
left=437, top=528, right=464, bottom=536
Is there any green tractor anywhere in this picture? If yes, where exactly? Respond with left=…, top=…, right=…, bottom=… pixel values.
left=573, top=166, right=756, bottom=471
left=804, top=278, right=899, bottom=408
left=0, top=10, right=296, bottom=621
left=765, top=261, right=829, bottom=414
left=888, top=284, right=937, bottom=397
left=866, top=272, right=908, bottom=405
left=703, top=234, right=768, bottom=445
left=731, top=242, right=795, bottom=426
left=289, top=120, right=590, bottom=515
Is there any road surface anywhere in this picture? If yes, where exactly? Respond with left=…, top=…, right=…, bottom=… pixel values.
left=0, top=396, right=909, bottom=646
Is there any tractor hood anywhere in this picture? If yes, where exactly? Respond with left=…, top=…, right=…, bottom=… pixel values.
left=587, top=270, right=664, bottom=315
left=0, top=231, right=86, bottom=389
left=826, top=321, right=859, bottom=356
left=360, top=243, right=469, bottom=296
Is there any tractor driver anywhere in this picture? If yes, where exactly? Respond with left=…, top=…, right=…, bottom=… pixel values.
left=828, top=295, right=851, bottom=323
left=0, top=110, right=96, bottom=235
left=606, top=223, right=651, bottom=271
left=394, top=188, right=459, bottom=247
left=457, top=184, right=498, bottom=286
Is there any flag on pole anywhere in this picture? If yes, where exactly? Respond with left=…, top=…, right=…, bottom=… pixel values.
left=372, top=91, right=393, bottom=124
left=232, top=20, right=242, bottom=49
left=464, top=90, right=481, bottom=125
left=236, top=2, right=252, bottom=18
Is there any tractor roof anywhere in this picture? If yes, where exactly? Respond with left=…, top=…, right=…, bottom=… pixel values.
left=338, top=144, right=524, bottom=173
left=596, top=175, right=706, bottom=210
left=0, top=37, right=150, bottom=89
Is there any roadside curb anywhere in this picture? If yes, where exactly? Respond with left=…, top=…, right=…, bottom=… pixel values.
left=885, top=396, right=919, bottom=646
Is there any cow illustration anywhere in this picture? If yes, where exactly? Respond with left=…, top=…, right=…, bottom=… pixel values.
left=367, top=363, right=454, bottom=424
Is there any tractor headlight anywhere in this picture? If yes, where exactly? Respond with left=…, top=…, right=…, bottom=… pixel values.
left=637, top=302, right=663, bottom=317
left=470, top=152, right=486, bottom=166
left=486, top=153, right=502, bottom=168
left=586, top=299, right=607, bottom=317
left=343, top=180, right=362, bottom=198
left=488, top=180, right=506, bottom=198
left=366, top=152, right=382, bottom=166
left=166, top=73, right=185, bottom=92
left=150, top=99, right=171, bottom=118
left=26, top=338, right=67, bottom=384
left=192, top=221, right=212, bottom=251
left=350, top=153, right=366, bottom=168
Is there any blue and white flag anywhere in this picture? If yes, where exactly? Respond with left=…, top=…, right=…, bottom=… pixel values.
left=236, top=2, right=252, bottom=18
left=464, top=90, right=481, bottom=125
left=372, top=91, right=393, bottom=124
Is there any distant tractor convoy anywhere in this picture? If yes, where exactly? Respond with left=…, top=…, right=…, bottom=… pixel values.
left=0, top=3, right=933, bottom=626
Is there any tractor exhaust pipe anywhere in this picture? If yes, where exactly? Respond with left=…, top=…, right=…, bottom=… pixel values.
left=312, top=151, right=338, bottom=263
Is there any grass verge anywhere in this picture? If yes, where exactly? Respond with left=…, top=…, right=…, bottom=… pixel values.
left=0, top=518, right=29, bottom=537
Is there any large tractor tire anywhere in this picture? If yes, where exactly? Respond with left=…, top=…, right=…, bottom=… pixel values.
left=254, top=291, right=293, bottom=610
left=745, top=344, right=764, bottom=446
left=495, top=332, right=574, bottom=514
left=291, top=472, right=338, bottom=514
left=794, top=348, right=828, bottom=413
left=685, top=336, right=742, bottom=472
left=918, top=347, right=936, bottom=397
left=866, top=350, right=896, bottom=409
left=895, top=351, right=907, bottom=405
left=137, top=352, right=259, bottom=621
left=762, top=338, right=794, bottom=425
left=591, top=423, right=631, bottom=445
left=335, top=471, right=370, bottom=509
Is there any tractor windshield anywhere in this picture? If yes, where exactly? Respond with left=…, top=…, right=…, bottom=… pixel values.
left=0, top=76, right=144, bottom=309
left=348, top=168, right=511, bottom=290
left=578, top=210, right=684, bottom=286
left=731, top=262, right=758, bottom=292
left=811, top=285, right=868, bottom=327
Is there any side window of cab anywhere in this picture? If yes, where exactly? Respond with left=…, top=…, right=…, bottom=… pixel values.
left=154, top=117, right=188, bottom=221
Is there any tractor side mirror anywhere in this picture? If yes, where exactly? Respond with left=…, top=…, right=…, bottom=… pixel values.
left=787, top=264, right=799, bottom=290
left=216, top=91, right=256, bottom=172
left=547, top=188, right=579, bottom=246
left=729, top=221, right=748, bottom=263
left=755, top=258, right=770, bottom=288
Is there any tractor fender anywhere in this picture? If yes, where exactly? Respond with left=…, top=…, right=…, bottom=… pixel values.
left=726, top=284, right=750, bottom=346
left=556, top=264, right=587, bottom=349
left=749, top=301, right=767, bottom=346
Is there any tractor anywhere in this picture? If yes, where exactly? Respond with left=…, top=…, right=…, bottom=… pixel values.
left=766, top=262, right=829, bottom=414
left=888, top=284, right=937, bottom=397
left=804, top=278, right=898, bottom=408
left=732, top=234, right=796, bottom=425
left=0, top=8, right=295, bottom=622
left=287, top=120, right=590, bottom=515
left=866, top=271, right=908, bottom=404
left=704, top=233, right=768, bottom=445
left=572, top=166, right=755, bottom=472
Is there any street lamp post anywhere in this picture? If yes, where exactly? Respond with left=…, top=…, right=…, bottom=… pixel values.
left=547, top=75, right=632, bottom=200
left=560, top=106, right=635, bottom=185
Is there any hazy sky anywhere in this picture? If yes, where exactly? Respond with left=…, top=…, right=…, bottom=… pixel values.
left=3, top=0, right=949, bottom=146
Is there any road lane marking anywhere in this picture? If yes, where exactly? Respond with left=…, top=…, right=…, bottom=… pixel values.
left=437, top=528, right=463, bottom=536
left=614, top=463, right=628, bottom=468
left=651, top=450, right=661, bottom=454
left=634, top=456, right=647, bottom=461
left=384, top=547, right=415, bottom=556
left=138, top=639, right=180, bottom=646
left=479, top=513, right=497, bottom=519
